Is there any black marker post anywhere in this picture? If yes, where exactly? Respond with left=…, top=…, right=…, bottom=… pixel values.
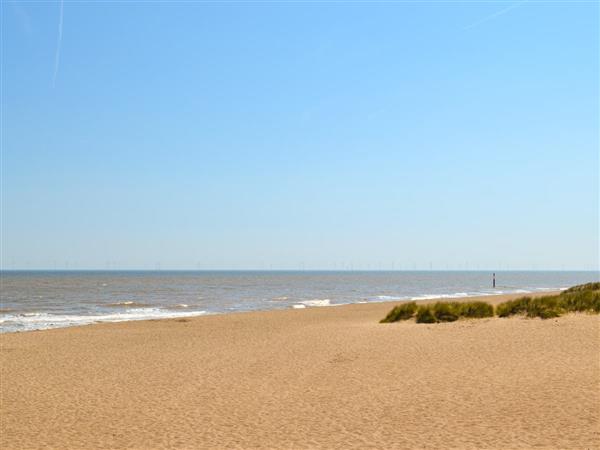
left=493, top=273, right=496, bottom=289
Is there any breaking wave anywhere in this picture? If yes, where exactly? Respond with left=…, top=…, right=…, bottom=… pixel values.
left=0, top=308, right=207, bottom=333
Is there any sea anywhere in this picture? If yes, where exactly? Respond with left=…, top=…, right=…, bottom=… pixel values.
left=0, top=270, right=597, bottom=333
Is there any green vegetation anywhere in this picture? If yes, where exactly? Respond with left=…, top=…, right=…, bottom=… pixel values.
left=456, top=301, right=494, bottom=318
left=495, top=296, right=532, bottom=318
left=432, top=303, right=459, bottom=322
left=497, top=284, right=600, bottom=319
left=562, top=282, right=600, bottom=294
left=416, top=306, right=437, bottom=323
left=560, top=289, right=600, bottom=313
left=380, top=302, right=417, bottom=323
left=524, top=296, right=561, bottom=319
left=381, top=282, right=599, bottom=324
left=390, top=300, right=495, bottom=324
left=421, top=301, right=494, bottom=323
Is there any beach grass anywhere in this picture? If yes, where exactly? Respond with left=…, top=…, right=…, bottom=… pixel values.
left=416, top=306, right=437, bottom=323
left=431, top=303, right=459, bottom=322
left=458, top=301, right=494, bottom=318
left=416, top=301, right=494, bottom=324
left=495, top=296, right=533, bottom=318
left=562, top=282, right=600, bottom=294
left=497, top=285, right=600, bottom=319
left=382, top=282, right=599, bottom=323
left=380, top=302, right=417, bottom=323
left=381, top=301, right=494, bottom=324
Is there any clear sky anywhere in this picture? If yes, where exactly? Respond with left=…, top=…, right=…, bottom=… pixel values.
left=1, top=0, right=598, bottom=270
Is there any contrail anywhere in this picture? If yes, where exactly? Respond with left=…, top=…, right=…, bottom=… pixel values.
left=52, top=0, right=64, bottom=87
left=463, top=0, right=528, bottom=30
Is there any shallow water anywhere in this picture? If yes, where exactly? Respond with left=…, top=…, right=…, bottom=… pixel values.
left=0, top=270, right=596, bottom=332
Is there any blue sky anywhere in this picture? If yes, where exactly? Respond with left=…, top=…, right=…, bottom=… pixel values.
left=1, top=0, right=598, bottom=270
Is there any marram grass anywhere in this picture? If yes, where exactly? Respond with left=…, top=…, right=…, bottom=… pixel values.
left=496, top=286, right=600, bottom=319
left=416, top=306, right=437, bottom=323
left=380, top=302, right=417, bottom=323
left=384, top=301, right=494, bottom=324
left=381, top=282, right=599, bottom=324
left=458, top=301, right=495, bottom=318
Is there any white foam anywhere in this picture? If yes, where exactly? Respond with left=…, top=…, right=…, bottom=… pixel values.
left=0, top=308, right=207, bottom=333
left=376, top=295, right=407, bottom=301
left=299, top=299, right=331, bottom=307
left=292, top=304, right=306, bottom=309
left=410, top=292, right=470, bottom=301
left=106, top=301, right=150, bottom=308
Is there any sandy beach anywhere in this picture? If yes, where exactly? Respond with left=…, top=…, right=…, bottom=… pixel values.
left=1, top=292, right=598, bottom=449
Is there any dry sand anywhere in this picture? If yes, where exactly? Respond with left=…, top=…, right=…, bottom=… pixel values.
left=1, top=292, right=599, bottom=449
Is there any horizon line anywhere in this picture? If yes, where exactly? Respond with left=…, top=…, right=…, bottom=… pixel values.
left=1, top=268, right=598, bottom=272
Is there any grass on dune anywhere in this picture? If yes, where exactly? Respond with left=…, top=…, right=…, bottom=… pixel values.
left=381, top=282, right=599, bottom=324
left=495, top=296, right=533, bottom=318
left=381, top=300, right=494, bottom=324
left=456, top=301, right=494, bottom=318
left=431, top=303, right=459, bottom=322
left=562, top=282, right=600, bottom=294
left=418, top=301, right=494, bottom=323
left=380, top=302, right=417, bottom=323
left=497, top=285, right=600, bottom=319
left=416, top=306, right=437, bottom=323
left=559, top=289, right=600, bottom=313
left=524, top=296, right=562, bottom=319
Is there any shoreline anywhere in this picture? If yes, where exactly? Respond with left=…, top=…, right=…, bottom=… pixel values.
left=0, top=289, right=566, bottom=335
left=2, top=290, right=598, bottom=449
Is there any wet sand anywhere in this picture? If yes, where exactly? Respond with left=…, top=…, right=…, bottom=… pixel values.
left=1, top=292, right=599, bottom=449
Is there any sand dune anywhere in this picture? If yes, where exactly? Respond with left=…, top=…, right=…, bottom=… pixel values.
left=1, top=292, right=599, bottom=449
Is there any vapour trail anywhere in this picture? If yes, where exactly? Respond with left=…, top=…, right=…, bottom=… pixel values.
left=463, top=0, right=528, bottom=30
left=52, top=0, right=64, bottom=87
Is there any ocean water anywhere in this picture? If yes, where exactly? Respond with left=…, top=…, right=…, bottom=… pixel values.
left=0, top=271, right=597, bottom=333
